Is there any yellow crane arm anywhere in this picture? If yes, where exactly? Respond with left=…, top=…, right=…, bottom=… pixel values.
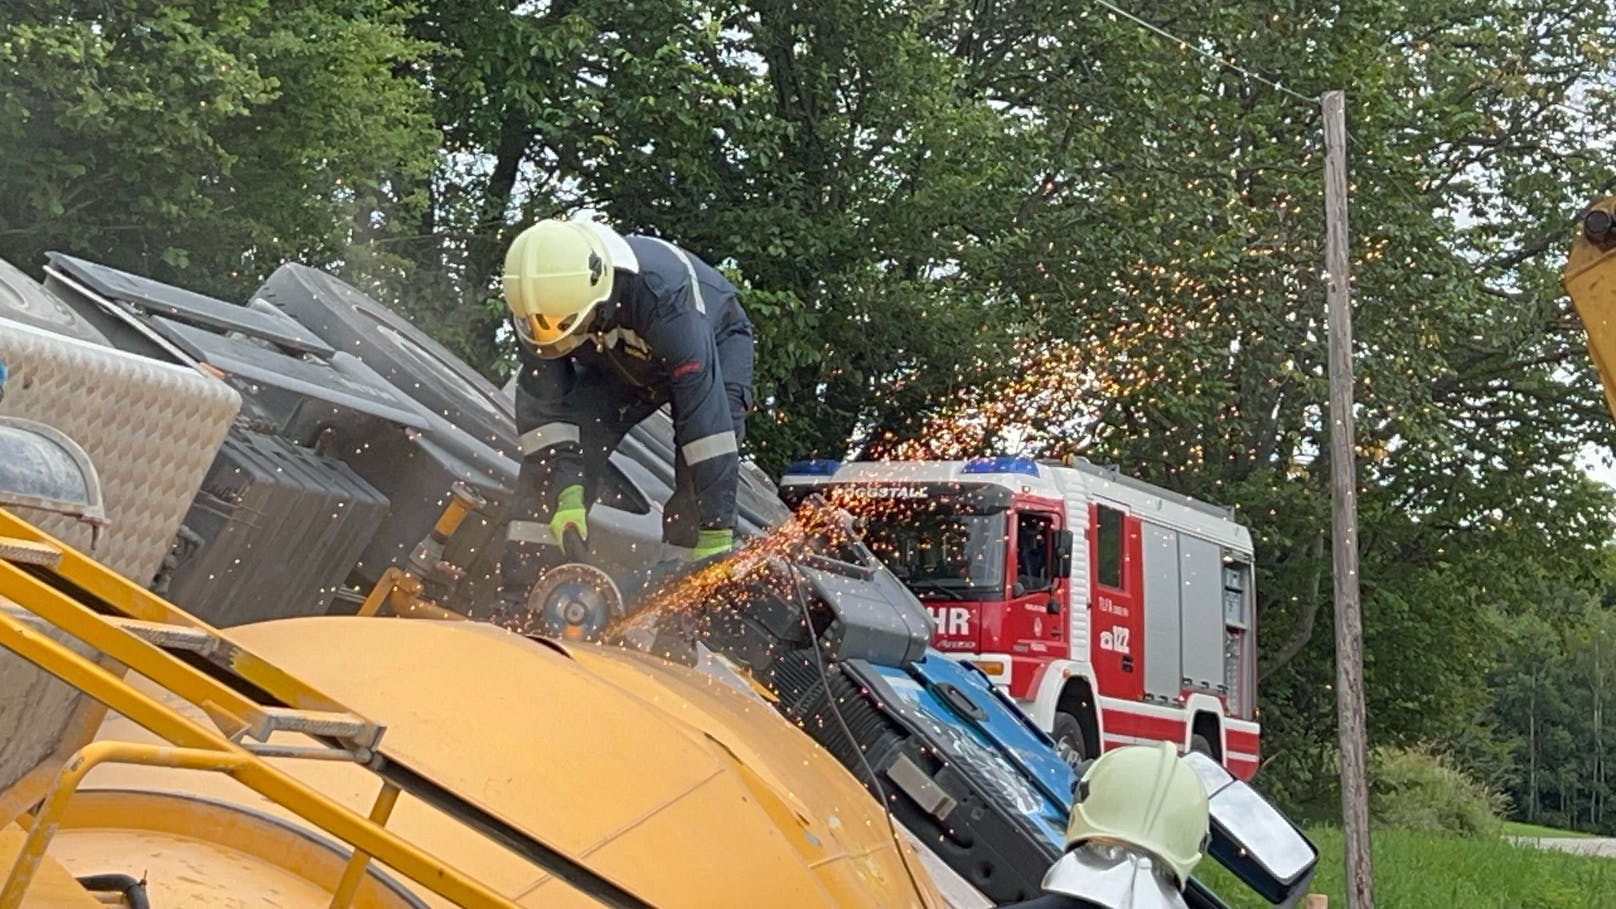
left=1563, top=195, right=1616, bottom=423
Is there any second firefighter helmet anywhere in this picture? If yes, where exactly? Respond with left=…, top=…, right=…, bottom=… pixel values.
left=1065, top=740, right=1211, bottom=889
left=502, top=219, right=614, bottom=358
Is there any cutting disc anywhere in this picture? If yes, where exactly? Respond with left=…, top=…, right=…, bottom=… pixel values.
left=525, top=563, right=624, bottom=642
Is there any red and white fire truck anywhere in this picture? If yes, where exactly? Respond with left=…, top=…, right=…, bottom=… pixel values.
left=779, top=455, right=1261, bottom=780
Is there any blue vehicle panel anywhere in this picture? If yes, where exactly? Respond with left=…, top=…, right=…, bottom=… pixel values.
left=857, top=649, right=1076, bottom=849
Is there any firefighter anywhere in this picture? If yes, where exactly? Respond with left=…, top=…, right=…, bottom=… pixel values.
left=999, top=741, right=1211, bottom=909
left=495, top=214, right=755, bottom=618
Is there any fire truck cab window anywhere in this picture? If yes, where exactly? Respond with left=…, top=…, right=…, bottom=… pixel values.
left=1015, top=512, right=1055, bottom=594
left=858, top=508, right=1007, bottom=594
left=1097, top=505, right=1124, bottom=589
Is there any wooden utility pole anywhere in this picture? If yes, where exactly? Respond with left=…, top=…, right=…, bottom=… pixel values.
left=1323, top=89, right=1375, bottom=909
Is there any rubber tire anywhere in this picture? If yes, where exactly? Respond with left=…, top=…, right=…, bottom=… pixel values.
left=254, top=263, right=517, bottom=457
left=1052, top=712, right=1090, bottom=771
left=1191, top=733, right=1216, bottom=757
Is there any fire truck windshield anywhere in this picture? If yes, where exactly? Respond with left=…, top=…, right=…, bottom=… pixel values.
left=856, top=508, right=1007, bottom=597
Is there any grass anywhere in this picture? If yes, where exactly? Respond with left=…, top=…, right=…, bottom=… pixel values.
left=1503, top=820, right=1600, bottom=841
left=1197, top=826, right=1614, bottom=909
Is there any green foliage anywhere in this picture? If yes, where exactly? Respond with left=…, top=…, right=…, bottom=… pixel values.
left=7, top=0, right=1616, bottom=819
left=0, top=0, right=437, bottom=300
left=1270, top=745, right=1505, bottom=837
left=1371, top=746, right=1506, bottom=837
left=1200, top=826, right=1615, bottom=909
left=1486, top=593, right=1616, bottom=834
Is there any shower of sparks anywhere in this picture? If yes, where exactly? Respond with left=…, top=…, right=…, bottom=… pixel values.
left=863, top=338, right=1115, bottom=461
left=601, top=496, right=866, bottom=646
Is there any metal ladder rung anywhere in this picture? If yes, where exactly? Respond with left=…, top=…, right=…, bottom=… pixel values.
left=0, top=537, right=62, bottom=569
left=110, top=617, right=219, bottom=656
left=258, top=706, right=382, bottom=746
left=2, top=607, right=220, bottom=658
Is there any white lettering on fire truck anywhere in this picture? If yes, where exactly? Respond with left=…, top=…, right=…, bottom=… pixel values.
left=928, top=606, right=973, bottom=637
left=1099, top=625, right=1131, bottom=655
left=842, top=485, right=929, bottom=500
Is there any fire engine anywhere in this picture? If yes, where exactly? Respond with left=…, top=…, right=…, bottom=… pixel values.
left=779, top=455, right=1261, bottom=780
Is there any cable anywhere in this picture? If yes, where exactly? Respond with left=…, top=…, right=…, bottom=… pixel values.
left=75, top=874, right=150, bottom=909
left=783, top=559, right=937, bottom=909
left=1088, top=0, right=1316, bottom=106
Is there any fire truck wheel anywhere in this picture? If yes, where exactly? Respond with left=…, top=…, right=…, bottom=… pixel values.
left=1052, top=712, right=1089, bottom=770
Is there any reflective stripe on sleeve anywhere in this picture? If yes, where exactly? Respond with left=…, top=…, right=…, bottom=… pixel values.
left=507, top=520, right=557, bottom=545
left=651, top=238, right=708, bottom=314
left=681, top=430, right=738, bottom=465
left=519, top=422, right=581, bottom=455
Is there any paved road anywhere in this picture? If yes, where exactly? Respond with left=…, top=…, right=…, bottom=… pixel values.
left=1511, top=836, right=1616, bottom=859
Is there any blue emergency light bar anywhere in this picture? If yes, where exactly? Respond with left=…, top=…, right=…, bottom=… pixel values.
left=784, top=459, right=843, bottom=477
left=961, top=456, right=1041, bottom=477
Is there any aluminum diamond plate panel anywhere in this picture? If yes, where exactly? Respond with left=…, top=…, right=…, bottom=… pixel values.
left=0, top=317, right=239, bottom=804
left=0, top=318, right=240, bottom=577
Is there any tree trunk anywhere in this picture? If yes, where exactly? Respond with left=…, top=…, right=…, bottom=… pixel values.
left=1529, top=675, right=1538, bottom=822
left=1595, top=630, right=1603, bottom=829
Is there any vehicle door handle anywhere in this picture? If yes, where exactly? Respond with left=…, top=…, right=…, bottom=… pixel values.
left=935, top=682, right=989, bottom=722
left=1121, top=656, right=1135, bottom=673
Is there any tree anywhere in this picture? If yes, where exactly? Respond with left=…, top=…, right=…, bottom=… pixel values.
left=387, top=0, right=1042, bottom=469
left=0, top=0, right=437, bottom=301
left=301, top=0, right=1616, bottom=801
left=9, top=0, right=1616, bottom=811
left=790, top=0, right=1616, bottom=802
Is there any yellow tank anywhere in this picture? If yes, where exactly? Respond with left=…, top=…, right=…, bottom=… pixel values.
left=10, top=616, right=944, bottom=908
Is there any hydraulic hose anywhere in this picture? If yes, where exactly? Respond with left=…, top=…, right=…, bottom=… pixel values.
left=75, top=874, right=151, bottom=909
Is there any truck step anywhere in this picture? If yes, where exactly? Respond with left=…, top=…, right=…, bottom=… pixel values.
left=0, top=536, right=62, bottom=569
left=257, top=706, right=381, bottom=746
left=108, top=617, right=219, bottom=656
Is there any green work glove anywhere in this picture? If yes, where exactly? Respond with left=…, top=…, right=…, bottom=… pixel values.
left=691, top=528, right=734, bottom=561
left=550, top=484, right=587, bottom=543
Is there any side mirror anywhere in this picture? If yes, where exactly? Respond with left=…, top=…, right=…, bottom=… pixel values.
left=1053, top=529, right=1074, bottom=577
left=1012, top=580, right=1027, bottom=598
left=1183, top=752, right=1319, bottom=906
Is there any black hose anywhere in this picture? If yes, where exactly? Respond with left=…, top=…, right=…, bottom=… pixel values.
left=75, top=873, right=150, bottom=909
left=783, top=561, right=936, bottom=909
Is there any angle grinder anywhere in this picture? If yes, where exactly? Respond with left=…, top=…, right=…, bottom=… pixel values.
left=524, top=562, right=625, bottom=642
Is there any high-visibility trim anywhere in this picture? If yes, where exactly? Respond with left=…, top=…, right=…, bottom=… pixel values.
left=506, top=521, right=557, bottom=546
left=650, top=238, right=707, bottom=315
left=519, top=423, right=580, bottom=455
left=598, top=327, right=651, bottom=358
left=681, top=431, right=737, bottom=465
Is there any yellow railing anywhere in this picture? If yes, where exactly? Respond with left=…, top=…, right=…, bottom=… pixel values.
left=0, top=505, right=652, bottom=909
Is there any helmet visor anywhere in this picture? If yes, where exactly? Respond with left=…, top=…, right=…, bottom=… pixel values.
left=516, top=312, right=591, bottom=359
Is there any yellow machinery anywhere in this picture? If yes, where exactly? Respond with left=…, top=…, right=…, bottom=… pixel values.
left=0, top=496, right=947, bottom=908
left=1564, top=195, right=1616, bottom=421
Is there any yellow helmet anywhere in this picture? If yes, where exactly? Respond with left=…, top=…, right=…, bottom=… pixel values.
left=502, top=219, right=614, bottom=358
left=1066, top=741, right=1211, bottom=889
